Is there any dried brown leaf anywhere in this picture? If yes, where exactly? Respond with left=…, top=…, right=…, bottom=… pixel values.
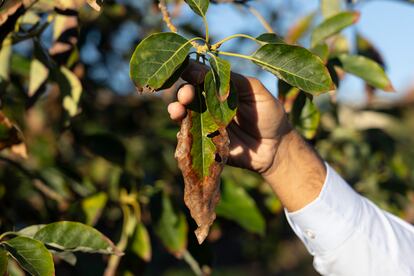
left=175, top=110, right=229, bottom=244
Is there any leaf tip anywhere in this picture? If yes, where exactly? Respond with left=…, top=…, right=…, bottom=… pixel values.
left=353, top=11, right=361, bottom=23
left=384, top=82, right=396, bottom=92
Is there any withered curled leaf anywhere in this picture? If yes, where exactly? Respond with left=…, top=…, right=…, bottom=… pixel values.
left=175, top=85, right=230, bottom=244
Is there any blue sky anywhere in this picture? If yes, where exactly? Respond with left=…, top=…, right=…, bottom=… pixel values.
left=188, top=0, right=414, bottom=103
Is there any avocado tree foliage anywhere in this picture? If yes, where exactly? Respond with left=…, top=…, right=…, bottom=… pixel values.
left=0, top=0, right=410, bottom=275
left=129, top=0, right=393, bottom=244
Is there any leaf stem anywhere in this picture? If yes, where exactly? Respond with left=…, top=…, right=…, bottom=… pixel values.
left=212, top=34, right=260, bottom=50
left=217, top=51, right=256, bottom=62
left=247, top=6, right=274, bottom=33
left=202, top=16, right=210, bottom=44
left=182, top=249, right=202, bottom=276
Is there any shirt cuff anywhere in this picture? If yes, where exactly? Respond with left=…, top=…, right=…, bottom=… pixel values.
left=285, top=163, right=363, bottom=255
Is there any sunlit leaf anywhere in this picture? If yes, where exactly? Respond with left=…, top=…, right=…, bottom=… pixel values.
left=252, top=44, right=333, bottom=94
left=285, top=12, right=315, bottom=44
left=0, top=38, right=12, bottom=82
left=130, top=32, right=192, bottom=92
left=204, top=71, right=237, bottom=127
left=81, top=192, right=108, bottom=226
left=291, top=93, right=321, bottom=139
left=209, top=55, right=231, bottom=101
left=28, top=59, right=49, bottom=97
left=216, top=180, right=265, bottom=236
left=338, top=54, right=394, bottom=91
left=0, top=0, right=22, bottom=26
left=87, top=0, right=101, bottom=11
left=321, top=0, right=342, bottom=18
left=311, top=11, right=360, bottom=47
left=2, top=236, right=54, bottom=276
left=59, top=67, right=82, bottom=117
left=33, top=221, right=121, bottom=255
left=184, top=0, right=209, bottom=17
left=18, top=225, right=46, bottom=238
left=130, top=223, right=152, bottom=262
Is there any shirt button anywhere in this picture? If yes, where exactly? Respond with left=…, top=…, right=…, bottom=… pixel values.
left=305, top=229, right=316, bottom=239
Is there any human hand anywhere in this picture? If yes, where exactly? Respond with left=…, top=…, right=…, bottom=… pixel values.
left=168, top=61, right=292, bottom=176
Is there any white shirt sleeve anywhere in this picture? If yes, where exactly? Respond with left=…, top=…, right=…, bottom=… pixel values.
left=285, top=163, right=414, bottom=276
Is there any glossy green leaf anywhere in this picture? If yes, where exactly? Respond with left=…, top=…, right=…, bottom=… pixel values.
left=81, top=192, right=108, bottom=226
left=285, top=12, right=315, bottom=44
left=209, top=55, right=231, bottom=101
left=184, top=0, right=209, bottom=17
left=130, top=223, right=152, bottom=262
left=18, top=225, right=46, bottom=238
left=130, top=32, right=192, bottom=92
left=291, top=93, right=320, bottom=139
left=0, top=248, right=7, bottom=276
left=154, top=194, right=188, bottom=256
left=311, top=43, right=329, bottom=63
left=311, top=11, right=360, bottom=47
left=256, top=33, right=285, bottom=44
left=321, top=0, right=342, bottom=18
left=216, top=180, right=265, bottom=235
left=204, top=71, right=237, bottom=127
left=33, top=221, right=121, bottom=255
left=252, top=44, right=333, bottom=94
left=3, top=236, right=54, bottom=276
left=28, top=59, right=49, bottom=97
left=338, top=54, right=394, bottom=91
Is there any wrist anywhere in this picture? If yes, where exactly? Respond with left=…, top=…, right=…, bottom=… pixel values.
left=261, top=129, right=326, bottom=212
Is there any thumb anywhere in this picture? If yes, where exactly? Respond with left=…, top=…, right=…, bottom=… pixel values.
left=181, top=60, right=210, bottom=85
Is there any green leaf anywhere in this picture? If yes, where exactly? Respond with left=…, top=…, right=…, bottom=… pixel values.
left=130, top=223, right=152, bottom=262
left=291, top=93, right=321, bottom=139
left=285, top=12, right=315, bottom=44
left=338, top=54, right=394, bottom=91
left=0, top=248, right=7, bottom=276
left=18, top=225, right=46, bottom=238
left=187, top=89, right=220, bottom=177
left=256, top=33, right=285, bottom=44
left=204, top=71, right=237, bottom=127
left=209, top=55, right=231, bottom=101
left=252, top=44, right=333, bottom=94
left=154, top=194, right=188, bottom=256
left=2, top=236, right=54, bottom=276
left=184, top=0, right=209, bottom=17
left=311, top=43, right=329, bottom=63
left=130, top=33, right=192, bottom=92
left=321, top=0, right=342, bottom=18
left=311, top=11, right=360, bottom=47
left=33, top=221, right=121, bottom=255
left=81, top=192, right=108, bottom=226
left=216, top=180, right=265, bottom=235
left=28, top=59, right=49, bottom=97
left=58, top=66, right=82, bottom=117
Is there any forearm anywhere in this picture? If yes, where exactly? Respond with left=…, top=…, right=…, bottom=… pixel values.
left=262, top=129, right=326, bottom=212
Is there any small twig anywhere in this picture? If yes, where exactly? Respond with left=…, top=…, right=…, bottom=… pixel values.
left=158, top=0, right=178, bottom=33
left=247, top=5, right=274, bottom=33
left=182, top=250, right=203, bottom=276
left=0, top=156, right=69, bottom=209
